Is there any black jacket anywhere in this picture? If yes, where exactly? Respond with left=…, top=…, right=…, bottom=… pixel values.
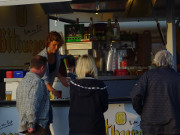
left=69, top=77, right=108, bottom=135
left=131, top=67, right=180, bottom=134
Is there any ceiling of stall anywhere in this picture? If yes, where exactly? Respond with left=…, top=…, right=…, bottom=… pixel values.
left=41, top=0, right=180, bottom=23
left=1, top=0, right=180, bottom=23
left=0, top=0, right=71, bottom=6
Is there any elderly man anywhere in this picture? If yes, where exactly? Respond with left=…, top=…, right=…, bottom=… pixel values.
left=16, top=55, right=51, bottom=135
left=131, top=50, right=180, bottom=135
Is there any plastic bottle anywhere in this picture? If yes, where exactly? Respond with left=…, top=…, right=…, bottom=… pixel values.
left=113, top=17, right=120, bottom=40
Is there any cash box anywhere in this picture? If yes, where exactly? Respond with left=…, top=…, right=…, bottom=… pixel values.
left=14, top=71, right=26, bottom=78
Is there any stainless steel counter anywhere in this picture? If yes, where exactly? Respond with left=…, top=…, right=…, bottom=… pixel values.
left=98, top=75, right=139, bottom=80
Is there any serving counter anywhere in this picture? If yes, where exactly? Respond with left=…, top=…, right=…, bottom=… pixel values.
left=0, top=76, right=142, bottom=135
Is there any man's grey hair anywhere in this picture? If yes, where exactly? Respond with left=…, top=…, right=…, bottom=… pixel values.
left=153, top=50, right=174, bottom=68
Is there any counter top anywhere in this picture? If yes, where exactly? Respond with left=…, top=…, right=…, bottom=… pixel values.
left=4, top=75, right=139, bottom=82
left=98, top=75, right=139, bottom=80
left=4, top=75, right=138, bottom=100
left=0, top=99, right=70, bottom=107
left=4, top=78, right=23, bottom=82
left=0, top=97, right=131, bottom=107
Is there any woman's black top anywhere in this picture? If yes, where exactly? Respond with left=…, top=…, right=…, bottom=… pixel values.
left=49, top=61, right=56, bottom=74
left=69, top=77, right=109, bottom=135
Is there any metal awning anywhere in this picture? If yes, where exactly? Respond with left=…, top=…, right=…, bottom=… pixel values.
left=1, top=0, right=180, bottom=22
left=0, top=0, right=71, bottom=6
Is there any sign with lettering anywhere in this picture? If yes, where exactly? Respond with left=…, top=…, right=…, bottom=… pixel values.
left=0, top=27, right=44, bottom=54
left=0, top=107, right=21, bottom=135
left=52, top=103, right=142, bottom=135
left=104, top=103, right=142, bottom=135
left=0, top=5, right=48, bottom=68
left=0, top=103, right=142, bottom=135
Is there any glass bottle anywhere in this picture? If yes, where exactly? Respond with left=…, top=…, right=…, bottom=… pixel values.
left=106, top=19, right=113, bottom=41
left=113, top=17, right=120, bottom=40
left=89, top=17, right=94, bottom=39
left=76, top=18, right=79, bottom=24
left=75, top=18, right=80, bottom=37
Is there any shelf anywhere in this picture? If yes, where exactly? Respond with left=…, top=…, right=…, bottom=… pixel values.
left=66, top=41, right=93, bottom=50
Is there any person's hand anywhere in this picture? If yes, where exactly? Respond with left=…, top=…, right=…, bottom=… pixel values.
left=52, top=89, right=59, bottom=97
left=66, top=77, right=71, bottom=83
left=28, top=128, right=35, bottom=133
left=60, top=76, right=70, bottom=87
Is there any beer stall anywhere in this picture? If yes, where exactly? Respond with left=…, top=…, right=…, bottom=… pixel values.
left=0, top=0, right=180, bottom=134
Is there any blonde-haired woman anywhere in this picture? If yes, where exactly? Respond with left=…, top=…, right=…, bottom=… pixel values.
left=69, top=55, right=108, bottom=135
left=75, top=54, right=98, bottom=79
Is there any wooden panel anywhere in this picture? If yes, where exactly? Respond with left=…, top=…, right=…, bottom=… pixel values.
left=136, top=31, right=152, bottom=66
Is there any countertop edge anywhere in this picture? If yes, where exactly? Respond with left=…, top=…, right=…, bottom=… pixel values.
left=0, top=97, right=132, bottom=107
left=4, top=75, right=140, bottom=82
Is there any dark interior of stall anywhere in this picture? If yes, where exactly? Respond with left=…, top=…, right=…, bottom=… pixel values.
left=41, top=0, right=180, bottom=73
left=42, top=0, right=164, bottom=75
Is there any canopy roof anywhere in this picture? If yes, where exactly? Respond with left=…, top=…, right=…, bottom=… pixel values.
left=0, top=0, right=70, bottom=6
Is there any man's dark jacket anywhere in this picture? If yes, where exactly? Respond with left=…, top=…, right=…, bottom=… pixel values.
left=131, top=67, right=180, bottom=134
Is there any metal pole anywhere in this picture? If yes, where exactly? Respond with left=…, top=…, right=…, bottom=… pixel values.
left=166, top=0, right=177, bottom=71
